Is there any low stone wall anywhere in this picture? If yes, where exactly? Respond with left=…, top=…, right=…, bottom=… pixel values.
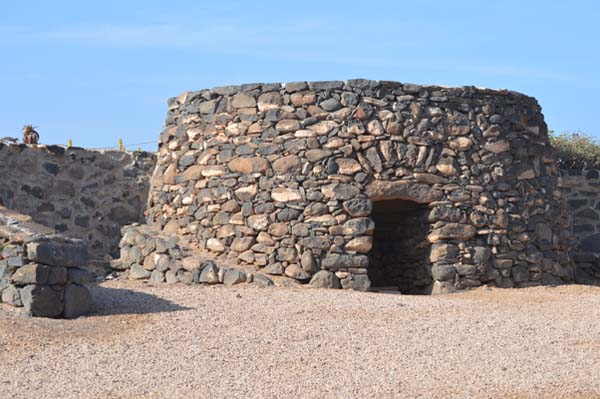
left=0, top=144, right=155, bottom=261
left=114, top=224, right=274, bottom=287
left=0, top=206, right=93, bottom=318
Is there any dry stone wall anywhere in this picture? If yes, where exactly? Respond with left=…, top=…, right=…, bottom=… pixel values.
left=561, top=169, right=600, bottom=283
left=0, top=206, right=93, bottom=318
left=115, top=224, right=274, bottom=287
left=0, top=144, right=155, bottom=261
left=142, top=79, right=573, bottom=293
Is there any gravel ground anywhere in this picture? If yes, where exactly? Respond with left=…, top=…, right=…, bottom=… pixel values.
left=1, top=280, right=600, bottom=399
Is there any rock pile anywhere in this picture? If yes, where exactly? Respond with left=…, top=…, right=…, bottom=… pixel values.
left=0, top=206, right=93, bottom=318
left=133, top=79, right=573, bottom=293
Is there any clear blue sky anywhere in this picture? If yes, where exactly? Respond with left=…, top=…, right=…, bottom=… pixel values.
left=1, top=1, right=598, bottom=151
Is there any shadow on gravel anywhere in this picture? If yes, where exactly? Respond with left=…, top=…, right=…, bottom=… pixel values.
left=88, top=285, right=191, bottom=316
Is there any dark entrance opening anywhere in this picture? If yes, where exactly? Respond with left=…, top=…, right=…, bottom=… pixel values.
left=368, top=199, right=432, bottom=294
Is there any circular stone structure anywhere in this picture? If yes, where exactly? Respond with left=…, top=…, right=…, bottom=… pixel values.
left=146, top=79, right=573, bottom=293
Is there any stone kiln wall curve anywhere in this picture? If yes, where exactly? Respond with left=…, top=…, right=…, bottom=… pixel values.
left=146, top=79, right=573, bottom=291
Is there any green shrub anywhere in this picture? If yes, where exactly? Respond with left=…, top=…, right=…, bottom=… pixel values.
left=549, top=131, right=600, bottom=169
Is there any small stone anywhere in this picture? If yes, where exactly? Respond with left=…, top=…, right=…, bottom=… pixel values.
left=231, top=93, right=256, bottom=108
left=290, top=92, right=316, bottom=106
left=320, top=98, right=341, bottom=112
left=275, top=119, right=301, bottom=133
left=473, top=247, right=492, bottom=266
left=1, top=285, right=22, bottom=307
left=342, top=198, right=372, bottom=217
left=198, top=100, right=218, bottom=115
left=365, top=147, right=383, bottom=172
left=238, top=250, right=255, bottom=263
left=235, top=185, right=258, bottom=202
left=512, top=265, right=530, bottom=283
left=321, top=254, right=368, bottom=269
left=449, top=137, right=473, bottom=151
left=367, top=120, right=385, bottom=136
left=308, top=121, right=339, bottom=135
left=199, top=262, right=220, bottom=284
left=322, top=183, right=360, bottom=200
left=231, top=237, right=256, bottom=252
left=276, top=247, right=298, bottom=262
left=436, top=158, right=458, bottom=176
left=130, top=264, right=151, bottom=279
left=291, top=223, right=310, bottom=236
left=63, top=283, right=92, bottom=319
left=432, top=264, right=457, bottom=281
left=342, top=218, right=375, bottom=236
left=300, top=250, right=317, bottom=273
left=271, top=187, right=302, bottom=203
left=430, top=244, right=459, bottom=263
left=207, top=238, right=226, bottom=252
left=305, top=149, right=332, bottom=162
left=309, top=270, right=340, bottom=289
left=484, top=140, right=510, bottom=154
left=229, top=157, right=269, bottom=174
left=272, top=155, right=301, bottom=174
left=264, top=263, right=284, bottom=275
left=428, top=223, right=477, bottom=242
left=223, top=269, right=247, bottom=287
left=345, top=236, right=373, bottom=253
left=248, top=215, right=270, bottom=231
left=150, top=270, right=165, bottom=283
left=284, top=264, right=311, bottom=281
left=178, top=270, right=199, bottom=285
left=182, top=256, right=203, bottom=271
left=257, top=232, right=275, bottom=246
left=253, top=273, right=274, bottom=287
left=336, top=158, right=362, bottom=175
left=340, top=274, right=370, bottom=291
left=11, top=263, right=50, bottom=285
left=257, top=92, right=282, bottom=111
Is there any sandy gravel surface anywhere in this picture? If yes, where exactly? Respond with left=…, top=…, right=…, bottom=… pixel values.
left=1, top=281, right=600, bottom=399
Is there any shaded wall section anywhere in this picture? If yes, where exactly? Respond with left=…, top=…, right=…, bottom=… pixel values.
left=0, top=144, right=155, bottom=261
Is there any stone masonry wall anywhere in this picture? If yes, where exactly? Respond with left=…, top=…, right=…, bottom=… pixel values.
left=0, top=206, right=93, bottom=318
left=144, top=79, right=573, bottom=293
left=0, top=144, right=155, bottom=261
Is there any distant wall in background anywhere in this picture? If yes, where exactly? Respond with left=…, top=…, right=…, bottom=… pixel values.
left=0, top=144, right=156, bottom=261
left=560, top=169, right=600, bottom=246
